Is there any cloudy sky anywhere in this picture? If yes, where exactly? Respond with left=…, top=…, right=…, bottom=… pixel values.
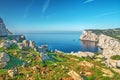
left=0, top=0, right=120, bottom=33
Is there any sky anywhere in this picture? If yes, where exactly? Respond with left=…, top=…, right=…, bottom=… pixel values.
left=0, top=0, right=120, bottom=33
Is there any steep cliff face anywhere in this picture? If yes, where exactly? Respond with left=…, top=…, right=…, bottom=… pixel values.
left=80, top=30, right=98, bottom=42
left=0, top=18, right=11, bottom=37
left=80, top=30, right=120, bottom=55
left=98, top=34, right=120, bottom=55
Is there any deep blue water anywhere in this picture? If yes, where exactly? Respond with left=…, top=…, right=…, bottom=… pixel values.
left=24, top=31, right=98, bottom=53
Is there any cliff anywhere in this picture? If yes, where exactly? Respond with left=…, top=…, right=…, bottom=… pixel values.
left=98, top=34, right=120, bottom=55
left=80, top=30, right=98, bottom=42
left=80, top=30, right=120, bottom=55
left=0, top=18, right=12, bottom=37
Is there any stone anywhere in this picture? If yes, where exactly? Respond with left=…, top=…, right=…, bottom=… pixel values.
left=41, top=53, right=49, bottom=61
left=112, top=68, right=120, bottom=75
left=17, top=43, right=24, bottom=49
left=96, top=54, right=104, bottom=59
left=22, top=40, right=29, bottom=47
left=0, top=52, right=10, bottom=68
left=79, top=61, right=93, bottom=68
left=37, top=45, right=48, bottom=53
left=8, top=67, right=18, bottom=77
left=68, top=70, right=83, bottom=80
left=116, top=61, right=120, bottom=68
left=101, top=68, right=113, bottom=77
left=71, top=51, right=95, bottom=58
left=19, top=35, right=25, bottom=42
left=29, top=40, right=35, bottom=49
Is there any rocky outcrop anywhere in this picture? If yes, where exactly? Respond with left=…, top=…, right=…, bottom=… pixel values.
left=0, top=40, right=17, bottom=49
left=105, top=59, right=120, bottom=68
left=8, top=67, right=18, bottom=77
left=80, top=30, right=98, bottom=42
left=70, top=51, right=95, bottom=58
left=98, top=34, right=120, bottom=55
left=17, top=40, right=36, bottom=50
left=68, top=70, right=83, bottom=80
left=37, top=45, right=48, bottom=53
left=0, top=18, right=11, bottom=36
left=0, top=52, right=10, bottom=68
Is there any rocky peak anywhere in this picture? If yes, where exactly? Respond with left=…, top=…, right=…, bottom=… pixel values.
left=0, top=17, right=12, bottom=37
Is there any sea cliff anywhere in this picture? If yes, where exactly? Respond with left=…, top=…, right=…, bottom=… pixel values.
left=0, top=18, right=12, bottom=37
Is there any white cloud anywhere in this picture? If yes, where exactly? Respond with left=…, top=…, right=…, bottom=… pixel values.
left=42, top=0, right=50, bottom=13
left=23, top=0, right=35, bottom=18
left=83, top=0, right=94, bottom=4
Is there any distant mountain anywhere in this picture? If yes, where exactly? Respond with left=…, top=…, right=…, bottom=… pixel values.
left=0, top=18, right=12, bottom=37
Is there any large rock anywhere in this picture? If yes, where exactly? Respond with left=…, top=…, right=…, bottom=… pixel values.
left=0, top=18, right=11, bottom=36
left=105, top=59, right=120, bottom=68
left=0, top=40, right=17, bottom=49
left=80, top=30, right=98, bottom=42
left=8, top=67, right=18, bottom=77
left=17, top=40, right=36, bottom=50
left=0, top=52, right=10, bottom=68
left=68, top=70, right=83, bottom=80
left=71, top=51, right=95, bottom=58
left=37, top=45, right=48, bottom=53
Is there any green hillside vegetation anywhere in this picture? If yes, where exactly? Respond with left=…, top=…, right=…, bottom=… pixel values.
left=0, top=42, right=120, bottom=80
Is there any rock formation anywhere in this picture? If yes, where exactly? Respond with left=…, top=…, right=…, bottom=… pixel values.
left=80, top=30, right=98, bottom=42
left=98, top=34, right=120, bottom=55
left=0, top=52, right=10, bottom=68
left=0, top=18, right=11, bottom=36
left=70, top=51, right=95, bottom=58
left=68, top=70, right=83, bottom=80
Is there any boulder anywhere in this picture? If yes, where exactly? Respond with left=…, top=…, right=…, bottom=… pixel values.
left=8, top=67, right=18, bottom=77
left=29, top=40, right=35, bottom=49
left=0, top=40, right=17, bottom=49
left=68, top=70, right=83, bottom=80
left=22, top=40, right=29, bottom=47
left=0, top=52, right=10, bottom=68
left=105, top=59, right=120, bottom=68
left=37, top=45, right=48, bottom=53
left=71, top=51, right=95, bottom=58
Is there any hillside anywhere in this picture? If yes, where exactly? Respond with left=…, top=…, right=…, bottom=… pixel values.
left=0, top=38, right=120, bottom=80
left=85, top=28, right=120, bottom=40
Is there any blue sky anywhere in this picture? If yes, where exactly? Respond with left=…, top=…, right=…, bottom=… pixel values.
left=0, top=0, right=120, bottom=33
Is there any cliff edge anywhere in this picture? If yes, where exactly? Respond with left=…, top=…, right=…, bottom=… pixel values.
left=0, top=18, right=12, bottom=37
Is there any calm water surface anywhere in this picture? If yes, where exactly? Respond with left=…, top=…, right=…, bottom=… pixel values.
left=24, top=32, right=98, bottom=53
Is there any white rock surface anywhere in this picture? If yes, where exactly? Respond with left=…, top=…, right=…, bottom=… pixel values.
left=80, top=30, right=98, bottom=42
left=0, top=52, right=10, bottom=68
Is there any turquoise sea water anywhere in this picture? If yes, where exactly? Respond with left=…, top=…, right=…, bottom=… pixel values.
left=24, top=31, right=98, bottom=53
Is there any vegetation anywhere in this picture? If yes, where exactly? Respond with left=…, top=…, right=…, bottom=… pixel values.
left=86, top=28, right=120, bottom=41
left=0, top=38, right=120, bottom=80
left=111, top=55, right=120, bottom=60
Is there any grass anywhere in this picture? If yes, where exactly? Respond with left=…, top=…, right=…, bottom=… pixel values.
left=110, top=55, right=120, bottom=60
left=0, top=42, right=120, bottom=80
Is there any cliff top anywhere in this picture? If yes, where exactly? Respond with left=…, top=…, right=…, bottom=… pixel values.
left=85, top=28, right=120, bottom=41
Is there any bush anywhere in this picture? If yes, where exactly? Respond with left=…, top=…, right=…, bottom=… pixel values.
left=111, top=55, right=120, bottom=60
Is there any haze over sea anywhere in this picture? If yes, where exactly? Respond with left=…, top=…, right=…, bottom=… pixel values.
left=24, top=31, right=98, bottom=53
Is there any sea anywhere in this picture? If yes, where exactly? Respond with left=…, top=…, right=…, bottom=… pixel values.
left=24, top=31, right=98, bottom=53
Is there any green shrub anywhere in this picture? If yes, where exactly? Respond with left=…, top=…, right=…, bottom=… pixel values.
left=111, top=55, right=120, bottom=60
